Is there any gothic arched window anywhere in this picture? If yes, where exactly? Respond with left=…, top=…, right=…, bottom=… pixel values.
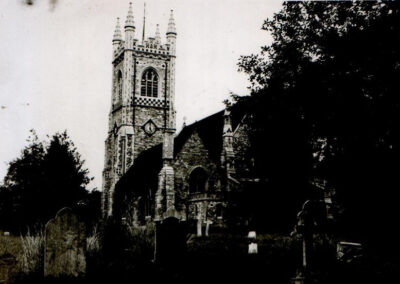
left=141, top=69, right=158, bottom=97
left=117, top=71, right=123, bottom=101
left=189, top=167, right=208, bottom=193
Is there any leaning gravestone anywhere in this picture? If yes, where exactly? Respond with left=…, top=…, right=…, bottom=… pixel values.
left=44, top=207, right=86, bottom=278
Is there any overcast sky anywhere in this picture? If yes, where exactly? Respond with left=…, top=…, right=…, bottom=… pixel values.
left=0, top=0, right=282, bottom=190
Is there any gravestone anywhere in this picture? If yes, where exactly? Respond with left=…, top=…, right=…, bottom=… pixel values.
left=205, top=220, right=213, bottom=236
left=248, top=243, right=258, bottom=254
left=155, top=217, right=186, bottom=264
left=0, top=254, right=16, bottom=284
left=247, top=231, right=258, bottom=254
left=44, top=207, right=86, bottom=278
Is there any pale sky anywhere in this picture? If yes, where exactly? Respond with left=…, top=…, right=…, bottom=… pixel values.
left=0, top=0, right=283, bottom=190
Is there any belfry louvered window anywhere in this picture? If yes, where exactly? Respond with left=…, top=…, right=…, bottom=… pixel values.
left=141, top=69, right=158, bottom=97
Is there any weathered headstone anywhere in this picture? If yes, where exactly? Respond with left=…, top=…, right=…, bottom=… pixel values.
left=196, top=219, right=202, bottom=237
left=248, top=243, right=258, bottom=254
left=248, top=231, right=256, bottom=239
left=247, top=231, right=258, bottom=254
left=0, top=254, right=16, bottom=284
left=44, top=207, right=86, bottom=278
left=205, top=220, right=213, bottom=237
left=155, top=217, right=186, bottom=264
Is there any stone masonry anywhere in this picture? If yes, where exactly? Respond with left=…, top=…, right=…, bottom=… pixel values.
left=102, top=3, right=177, bottom=217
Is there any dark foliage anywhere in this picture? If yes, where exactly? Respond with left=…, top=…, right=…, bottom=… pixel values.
left=235, top=0, right=400, bottom=280
left=0, top=130, right=99, bottom=233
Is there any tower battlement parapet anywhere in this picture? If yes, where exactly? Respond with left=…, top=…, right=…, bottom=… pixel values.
left=112, top=4, right=176, bottom=60
left=113, top=37, right=172, bottom=59
left=103, top=3, right=177, bottom=217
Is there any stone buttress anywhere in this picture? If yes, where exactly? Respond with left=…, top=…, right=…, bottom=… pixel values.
left=102, top=4, right=177, bottom=218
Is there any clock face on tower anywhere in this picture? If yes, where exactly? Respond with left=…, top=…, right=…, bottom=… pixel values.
left=142, top=119, right=157, bottom=136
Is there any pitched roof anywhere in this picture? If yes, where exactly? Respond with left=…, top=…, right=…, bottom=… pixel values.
left=175, top=103, right=246, bottom=161
left=174, top=110, right=224, bottom=161
left=114, top=103, right=246, bottom=198
left=114, top=143, right=162, bottom=199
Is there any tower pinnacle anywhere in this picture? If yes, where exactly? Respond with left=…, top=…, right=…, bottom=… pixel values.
left=113, top=17, right=123, bottom=42
left=166, top=10, right=177, bottom=35
left=155, top=24, right=161, bottom=44
left=104, top=4, right=178, bottom=217
left=125, top=2, right=135, bottom=29
left=142, top=2, right=146, bottom=43
left=223, top=109, right=233, bottom=134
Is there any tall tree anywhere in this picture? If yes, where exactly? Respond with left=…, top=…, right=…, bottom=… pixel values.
left=1, top=130, right=95, bottom=232
left=237, top=1, right=400, bottom=247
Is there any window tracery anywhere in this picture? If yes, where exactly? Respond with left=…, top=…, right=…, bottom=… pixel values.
left=141, top=69, right=159, bottom=97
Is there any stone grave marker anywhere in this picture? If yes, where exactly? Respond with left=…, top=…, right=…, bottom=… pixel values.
left=247, top=231, right=258, bottom=254
left=155, top=217, right=186, bottom=264
left=44, top=207, right=86, bottom=278
left=0, top=254, right=16, bottom=284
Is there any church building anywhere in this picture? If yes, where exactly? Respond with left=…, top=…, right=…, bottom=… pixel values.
left=102, top=3, right=254, bottom=236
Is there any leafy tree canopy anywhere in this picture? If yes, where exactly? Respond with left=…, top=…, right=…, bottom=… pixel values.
left=0, top=130, right=99, bottom=233
left=236, top=1, right=400, bottom=246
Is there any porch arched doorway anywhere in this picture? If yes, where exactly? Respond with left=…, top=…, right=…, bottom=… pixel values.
left=188, top=167, right=208, bottom=193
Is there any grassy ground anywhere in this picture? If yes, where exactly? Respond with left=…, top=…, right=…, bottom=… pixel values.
left=0, top=230, right=301, bottom=283
left=0, top=230, right=379, bottom=284
left=0, top=233, right=22, bottom=258
left=0, top=231, right=44, bottom=284
left=0, top=233, right=23, bottom=283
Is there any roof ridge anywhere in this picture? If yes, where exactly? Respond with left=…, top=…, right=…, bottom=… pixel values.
left=182, top=109, right=224, bottom=129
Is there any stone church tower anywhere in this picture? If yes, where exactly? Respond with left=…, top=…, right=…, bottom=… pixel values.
left=102, top=3, right=177, bottom=217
